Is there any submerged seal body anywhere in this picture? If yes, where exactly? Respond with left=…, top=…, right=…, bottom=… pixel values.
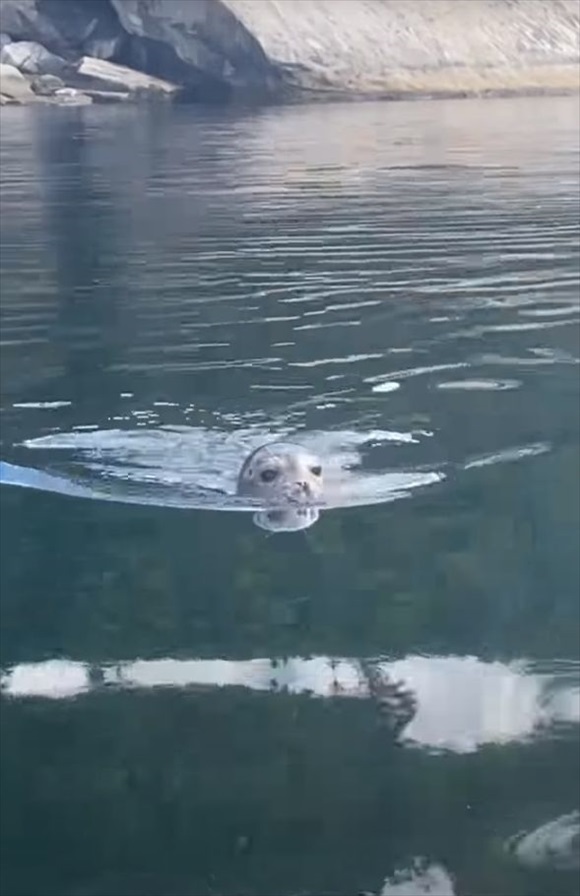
left=236, top=440, right=324, bottom=531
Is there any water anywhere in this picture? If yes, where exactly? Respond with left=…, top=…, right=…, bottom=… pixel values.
left=0, top=96, right=579, bottom=896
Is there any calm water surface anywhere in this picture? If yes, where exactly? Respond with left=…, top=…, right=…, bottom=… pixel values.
left=0, top=97, right=579, bottom=896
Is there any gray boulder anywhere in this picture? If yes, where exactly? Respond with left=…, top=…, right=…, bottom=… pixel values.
left=0, top=0, right=124, bottom=60
left=74, top=56, right=178, bottom=96
left=30, top=72, right=64, bottom=95
left=0, top=1, right=67, bottom=56
left=81, top=88, right=131, bottom=104
left=110, top=0, right=279, bottom=96
left=0, top=60, right=37, bottom=100
left=0, top=39, right=67, bottom=74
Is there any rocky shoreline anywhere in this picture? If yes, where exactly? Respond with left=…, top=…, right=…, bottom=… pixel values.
left=1, top=57, right=179, bottom=107
left=0, top=38, right=181, bottom=106
left=1, top=0, right=579, bottom=108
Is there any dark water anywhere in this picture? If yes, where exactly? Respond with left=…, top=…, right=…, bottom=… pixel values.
left=0, top=97, right=579, bottom=896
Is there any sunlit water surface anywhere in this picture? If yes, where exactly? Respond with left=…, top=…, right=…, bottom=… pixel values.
left=1, top=96, right=579, bottom=896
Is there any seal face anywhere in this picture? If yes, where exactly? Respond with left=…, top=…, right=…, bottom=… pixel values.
left=236, top=441, right=323, bottom=507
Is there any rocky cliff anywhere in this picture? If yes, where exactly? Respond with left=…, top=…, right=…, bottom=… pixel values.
left=0, top=0, right=578, bottom=105
left=227, top=0, right=580, bottom=97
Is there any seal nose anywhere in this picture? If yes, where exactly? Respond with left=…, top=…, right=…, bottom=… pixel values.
left=296, top=480, right=311, bottom=496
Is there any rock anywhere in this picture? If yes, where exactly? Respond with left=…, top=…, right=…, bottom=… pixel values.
left=75, top=55, right=179, bottom=96
left=0, top=60, right=37, bottom=101
left=507, top=811, right=580, bottom=873
left=81, top=88, right=131, bottom=104
left=30, top=72, right=65, bottom=95
left=225, top=0, right=580, bottom=97
left=47, top=1, right=125, bottom=60
left=0, top=39, right=68, bottom=75
left=110, top=0, right=280, bottom=97
left=53, top=87, right=92, bottom=105
left=0, top=0, right=578, bottom=103
left=0, top=1, right=69, bottom=57
left=0, top=0, right=124, bottom=60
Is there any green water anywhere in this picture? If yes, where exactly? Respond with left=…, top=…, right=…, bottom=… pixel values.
left=0, top=96, right=579, bottom=896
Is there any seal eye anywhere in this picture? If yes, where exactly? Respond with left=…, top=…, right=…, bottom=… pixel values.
left=260, top=468, right=278, bottom=483
left=310, top=465, right=322, bottom=477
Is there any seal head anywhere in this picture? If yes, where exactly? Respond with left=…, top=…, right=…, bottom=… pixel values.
left=236, top=441, right=323, bottom=531
left=236, top=441, right=323, bottom=505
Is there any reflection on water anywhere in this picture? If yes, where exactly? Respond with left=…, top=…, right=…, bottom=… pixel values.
left=506, top=811, right=580, bottom=873
left=1, top=95, right=579, bottom=895
left=380, top=860, right=456, bottom=895
left=3, top=654, right=579, bottom=753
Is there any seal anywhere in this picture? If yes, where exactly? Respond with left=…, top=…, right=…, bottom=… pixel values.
left=236, top=440, right=324, bottom=532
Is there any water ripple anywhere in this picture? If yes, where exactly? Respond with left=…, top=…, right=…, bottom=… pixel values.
left=0, top=96, right=578, bottom=522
